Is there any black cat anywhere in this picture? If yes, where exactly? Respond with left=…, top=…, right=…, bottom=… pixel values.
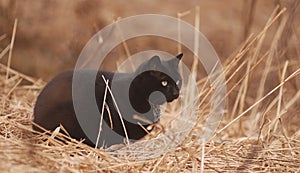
left=33, top=53, right=183, bottom=148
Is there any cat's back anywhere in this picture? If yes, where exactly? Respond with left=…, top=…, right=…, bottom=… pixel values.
left=34, top=70, right=73, bottom=113
left=33, top=70, right=113, bottom=145
left=34, top=70, right=114, bottom=122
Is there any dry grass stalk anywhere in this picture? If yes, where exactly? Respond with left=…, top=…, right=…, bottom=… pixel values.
left=177, top=10, right=191, bottom=54
left=0, top=34, right=7, bottom=41
left=5, top=19, right=18, bottom=82
left=95, top=75, right=109, bottom=148
left=101, top=75, right=130, bottom=146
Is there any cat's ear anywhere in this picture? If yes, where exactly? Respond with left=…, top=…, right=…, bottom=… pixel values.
left=169, top=53, right=183, bottom=67
left=176, top=53, right=183, bottom=61
left=148, top=55, right=161, bottom=70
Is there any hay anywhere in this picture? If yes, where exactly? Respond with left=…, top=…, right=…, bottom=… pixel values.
left=1, top=4, right=300, bottom=173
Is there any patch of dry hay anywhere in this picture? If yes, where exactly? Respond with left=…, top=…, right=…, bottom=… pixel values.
left=1, top=4, right=300, bottom=173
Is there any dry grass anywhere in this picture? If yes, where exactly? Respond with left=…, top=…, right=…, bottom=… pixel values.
left=1, top=4, right=300, bottom=173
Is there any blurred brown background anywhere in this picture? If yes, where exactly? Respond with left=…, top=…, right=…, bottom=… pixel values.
left=0, top=0, right=299, bottom=80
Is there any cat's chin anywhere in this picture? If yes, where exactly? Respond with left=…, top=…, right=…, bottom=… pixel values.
left=167, top=97, right=177, bottom=103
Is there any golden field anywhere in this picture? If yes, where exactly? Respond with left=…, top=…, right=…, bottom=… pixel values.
left=0, top=0, right=299, bottom=172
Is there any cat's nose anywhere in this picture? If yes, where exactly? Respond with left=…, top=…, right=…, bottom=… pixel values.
left=172, top=89, right=179, bottom=98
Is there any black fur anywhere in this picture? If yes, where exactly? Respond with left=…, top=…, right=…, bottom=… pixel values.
left=33, top=54, right=183, bottom=148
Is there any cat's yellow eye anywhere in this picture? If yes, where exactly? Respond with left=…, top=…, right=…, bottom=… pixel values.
left=161, top=80, right=168, bottom=87
left=176, top=80, right=180, bottom=85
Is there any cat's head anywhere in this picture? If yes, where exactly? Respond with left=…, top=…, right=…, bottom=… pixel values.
left=130, top=53, right=183, bottom=106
